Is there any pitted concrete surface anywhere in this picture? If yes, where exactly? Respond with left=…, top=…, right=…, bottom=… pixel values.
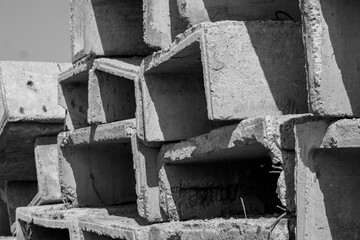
left=295, top=119, right=360, bottom=239
left=59, top=120, right=136, bottom=207
left=139, top=21, right=307, bottom=143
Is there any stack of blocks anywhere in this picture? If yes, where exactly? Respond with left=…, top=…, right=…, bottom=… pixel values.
left=0, top=0, right=356, bottom=239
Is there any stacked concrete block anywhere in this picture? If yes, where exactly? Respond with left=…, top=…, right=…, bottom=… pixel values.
left=59, top=57, right=141, bottom=130
left=144, top=0, right=301, bottom=49
left=139, top=21, right=307, bottom=143
left=300, top=0, right=360, bottom=116
left=295, top=119, right=360, bottom=239
left=70, top=0, right=152, bottom=62
left=0, top=61, right=70, bottom=235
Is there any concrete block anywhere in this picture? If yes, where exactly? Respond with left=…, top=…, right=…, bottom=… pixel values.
left=131, top=135, right=165, bottom=223
left=16, top=204, right=108, bottom=240
left=59, top=58, right=141, bottom=130
left=34, top=137, right=62, bottom=204
left=88, top=58, right=141, bottom=125
left=157, top=115, right=311, bottom=221
left=5, top=181, right=38, bottom=227
left=0, top=61, right=69, bottom=180
left=70, top=0, right=152, bottom=63
left=144, top=0, right=301, bottom=50
left=300, top=0, right=360, bottom=116
left=295, top=119, right=360, bottom=239
left=139, top=21, right=307, bottom=142
left=80, top=215, right=288, bottom=240
left=59, top=120, right=137, bottom=207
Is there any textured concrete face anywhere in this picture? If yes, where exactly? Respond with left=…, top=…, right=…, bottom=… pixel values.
left=140, top=21, right=307, bottom=142
left=157, top=115, right=312, bottom=223
left=59, top=58, right=141, bottom=130
left=88, top=58, right=141, bottom=125
left=131, top=135, right=164, bottom=223
left=16, top=204, right=109, bottom=240
left=80, top=215, right=288, bottom=240
left=70, top=0, right=152, bottom=62
left=144, top=0, right=301, bottom=49
left=0, top=61, right=69, bottom=181
left=295, top=119, right=360, bottom=240
left=34, top=137, right=62, bottom=204
left=59, top=120, right=137, bottom=207
left=301, top=0, right=360, bottom=116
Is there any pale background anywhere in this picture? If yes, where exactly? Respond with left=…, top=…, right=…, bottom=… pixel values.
left=0, top=0, right=71, bottom=62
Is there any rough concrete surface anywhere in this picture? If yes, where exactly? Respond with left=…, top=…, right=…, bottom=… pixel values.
left=295, top=119, right=360, bottom=239
left=80, top=215, right=288, bottom=240
left=144, top=0, right=301, bottom=50
left=139, top=21, right=307, bottom=142
left=16, top=204, right=109, bottom=240
left=59, top=120, right=136, bottom=207
left=59, top=57, right=142, bottom=129
left=70, top=0, right=152, bottom=62
left=300, top=0, right=360, bottom=116
left=157, top=115, right=312, bottom=221
left=88, top=58, right=141, bottom=125
left=131, top=135, right=165, bottom=223
left=34, top=137, right=62, bottom=204
left=0, top=61, right=69, bottom=180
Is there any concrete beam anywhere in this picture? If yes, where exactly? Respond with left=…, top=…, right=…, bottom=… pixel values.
left=80, top=215, right=288, bottom=240
left=157, top=115, right=312, bottom=221
left=144, top=0, right=301, bottom=50
left=59, top=120, right=136, bottom=207
left=69, top=0, right=152, bottom=63
left=139, top=21, right=307, bottom=143
left=16, top=204, right=108, bottom=240
left=300, top=0, right=360, bottom=116
left=59, top=58, right=141, bottom=130
left=34, top=137, right=62, bottom=204
left=0, top=61, right=69, bottom=181
left=295, top=119, right=360, bottom=239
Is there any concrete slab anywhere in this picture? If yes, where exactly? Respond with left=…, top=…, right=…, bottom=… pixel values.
left=0, top=61, right=69, bottom=180
left=144, top=0, right=301, bottom=50
left=59, top=57, right=142, bottom=130
left=69, top=0, right=152, bottom=63
left=295, top=119, right=360, bottom=239
left=34, top=137, right=62, bottom=204
left=80, top=215, right=288, bottom=240
left=300, top=0, right=360, bottom=116
left=16, top=204, right=108, bottom=240
left=157, top=115, right=312, bottom=222
left=139, top=21, right=307, bottom=142
left=59, top=120, right=137, bottom=207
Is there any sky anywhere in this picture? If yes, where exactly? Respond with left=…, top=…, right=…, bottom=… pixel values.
left=0, top=0, right=71, bottom=63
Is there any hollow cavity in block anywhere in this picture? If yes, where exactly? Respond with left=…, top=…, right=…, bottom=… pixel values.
left=88, top=58, right=141, bottom=125
left=140, top=21, right=307, bottom=142
left=295, top=119, right=360, bottom=240
left=34, top=137, right=62, bottom=204
left=70, top=0, right=152, bottom=62
left=301, top=0, right=360, bottom=116
left=58, top=62, right=91, bottom=130
left=59, top=120, right=136, bottom=207
left=17, top=220, right=70, bottom=240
